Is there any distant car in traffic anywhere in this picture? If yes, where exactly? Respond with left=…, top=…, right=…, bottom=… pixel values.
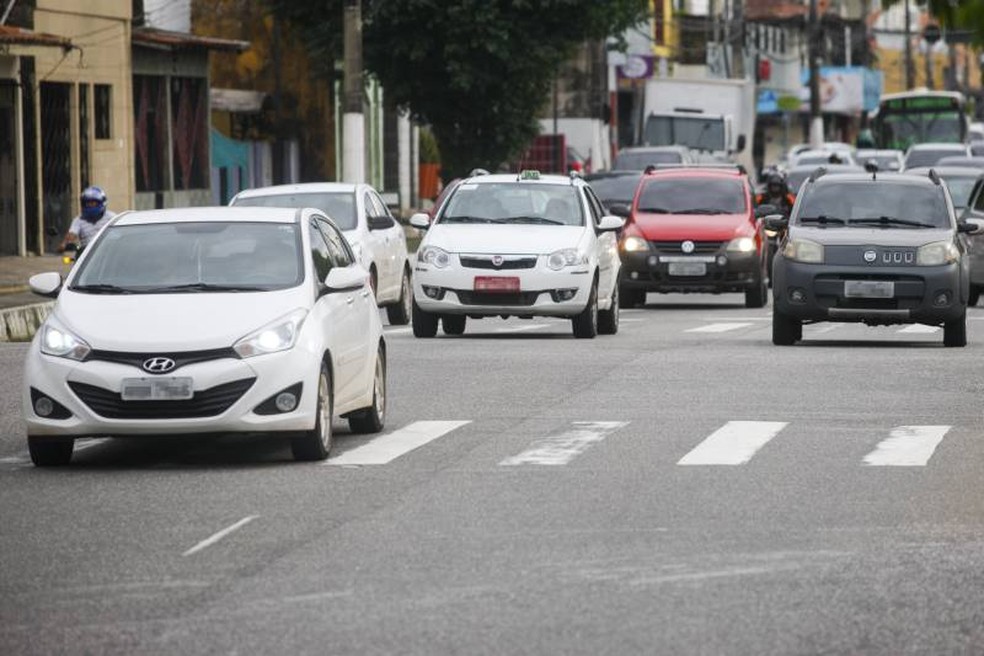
left=612, top=146, right=695, bottom=171
left=903, top=143, right=971, bottom=170
left=408, top=170, right=624, bottom=338
left=231, top=183, right=413, bottom=325
left=905, top=166, right=983, bottom=214
left=934, top=156, right=984, bottom=170
left=790, top=149, right=857, bottom=168
left=784, top=164, right=863, bottom=195
left=955, top=174, right=984, bottom=305
left=22, top=207, right=387, bottom=466
left=583, top=171, right=643, bottom=212
left=855, top=148, right=904, bottom=172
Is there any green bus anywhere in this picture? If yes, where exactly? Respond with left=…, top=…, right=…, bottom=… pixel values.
left=872, top=90, right=968, bottom=151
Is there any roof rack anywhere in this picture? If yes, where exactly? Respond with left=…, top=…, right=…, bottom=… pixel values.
left=568, top=169, right=582, bottom=185
left=643, top=162, right=746, bottom=175
left=927, top=168, right=942, bottom=186
left=807, top=166, right=828, bottom=183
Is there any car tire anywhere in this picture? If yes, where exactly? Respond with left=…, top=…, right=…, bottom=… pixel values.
left=944, top=313, right=967, bottom=347
left=412, top=300, right=439, bottom=338
left=386, top=268, right=412, bottom=325
left=745, top=271, right=768, bottom=309
left=291, top=362, right=333, bottom=461
left=772, top=307, right=801, bottom=346
left=348, top=343, right=386, bottom=434
left=572, top=281, right=599, bottom=339
left=28, top=437, right=74, bottom=467
left=621, top=286, right=644, bottom=309
left=442, top=315, right=466, bottom=336
left=969, top=286, right=980, bottom=307
left=598, top=283, right=619, bottom=335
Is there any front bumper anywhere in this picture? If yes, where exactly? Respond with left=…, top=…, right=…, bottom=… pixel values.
left=619, top=248, right=762, bottom=293
left=773, top=258, right=966, bottom=324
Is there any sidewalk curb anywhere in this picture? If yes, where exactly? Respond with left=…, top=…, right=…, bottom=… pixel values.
left=0, top=285, right=29, bottom=295
left=0, top=302, right=54, bottom=342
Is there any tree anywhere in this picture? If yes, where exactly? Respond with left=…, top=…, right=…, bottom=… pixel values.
left=266, top=0, right=648, bottom=179
left=882, top=0, right=984, bottom=44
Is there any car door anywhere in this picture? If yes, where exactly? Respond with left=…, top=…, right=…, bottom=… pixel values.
left=371, top=190, right=408, bottom=297
left=362, top=190, right=394, bottom=302
left=584, top=186, right=618, bottom=302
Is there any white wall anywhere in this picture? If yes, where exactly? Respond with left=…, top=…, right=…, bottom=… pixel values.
left=538, top=118, right=611, bottom=172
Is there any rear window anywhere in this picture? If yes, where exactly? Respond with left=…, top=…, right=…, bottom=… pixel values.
left=905, top=149, right=964, bottom=169
left=636, top=177, right=746, bottom=215
left=796, top=182, right=951, bottom=228
left=940, top=176, right=978, bottom=209
left=586, top=174, right=642, bottom=205
left=613, top=150, right=683, bottom=170
left=233, top=192, right=357, bottom=230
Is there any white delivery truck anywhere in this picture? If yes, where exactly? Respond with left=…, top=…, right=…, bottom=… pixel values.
left=639, top=76, right=757, bottom=178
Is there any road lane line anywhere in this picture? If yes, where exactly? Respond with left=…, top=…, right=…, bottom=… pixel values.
left=383, top=327, right=413, bottom=335
left=897, top=324, right=939, bottom=334
left=685, top=322, right=753, bottom=334
left=495, top=324, right=550, bottom=334
left=677, top=421, right=788, bottom=466
left=183, top=515, right=258, bottom=556
left=327, top=420, right=471, bottom=465
left=499, top=421, right=628, bottom=466
left=862, top=425, right=951, bottom=466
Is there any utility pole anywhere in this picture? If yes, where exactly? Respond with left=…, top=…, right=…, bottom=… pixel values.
left=904, top=0, right=914, bottom=90
left=808, top=0, right=823, bottom=147
left=342, top=0, right=365, bottom=183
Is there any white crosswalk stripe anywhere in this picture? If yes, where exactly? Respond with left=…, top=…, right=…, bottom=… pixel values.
left=686, top=322, right=754, bottom=334
left=897, top=324, right=940, bottom=334
left=326, top=420, right=471, bottom=466
left=677, top=421, right=788, bottom=466
left=862, top=425, right=951, bottom=466
left=500, top=421, right=628, bottom=466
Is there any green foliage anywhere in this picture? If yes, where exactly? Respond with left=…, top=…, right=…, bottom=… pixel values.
left=882, top=0, right=984, bottom=45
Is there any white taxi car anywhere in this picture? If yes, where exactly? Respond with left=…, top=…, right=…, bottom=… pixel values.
left=23, top=207, right=386, bottom=466
left=231, top=183, right=413, bottom=324
left=408, top=171, right=624, bottom=338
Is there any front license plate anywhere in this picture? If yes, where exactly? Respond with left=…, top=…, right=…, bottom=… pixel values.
left=474, top=276, right=520, bottom=293
left=844, top=280, right=895, bottom=298
left=668, top=262, right=707, bottom=276
left=121, top=377, right=194, bottom=401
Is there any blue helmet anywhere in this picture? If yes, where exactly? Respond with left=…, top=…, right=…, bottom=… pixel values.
left=81, top=186, right=107, bottom=221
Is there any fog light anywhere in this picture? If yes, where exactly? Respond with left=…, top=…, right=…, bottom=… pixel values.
left=34, top=397, right=54, bottom=417
left=934, top=291, right=951, bottom=307
left=275, top=392, right=298, bottom=413
left=422, top=285, right=443, bottom=299
left=647, top=255, right=658, bottom=267
left=716, top=255, right=728, bottom=267
left=552, top=288, right=578, bottom=302
left=789, top=288, right=807, bottom=303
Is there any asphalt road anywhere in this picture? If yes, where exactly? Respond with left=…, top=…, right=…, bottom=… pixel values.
left=3, top=294, right=984, bottom=654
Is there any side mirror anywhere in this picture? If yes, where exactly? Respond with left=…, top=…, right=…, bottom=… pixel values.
left=764, top=215, right=788, bottom=232
left=367, top=214, right=396, bottom=231
left=608, top=203, right=631, bottom=218
left=597, top=215, right=625, bottom=232
left=29, top=271, right=63, bottom=298
left=754, top=204, right=778, bottom=219
left=735, top=134, right=747, bottom=153
left=409, top=212, right=431, bottom=230
left=959, top=218, right=984, bottom=235
left=323, top=266, right=368, bottom=293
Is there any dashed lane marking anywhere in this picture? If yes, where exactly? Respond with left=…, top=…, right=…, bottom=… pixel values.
left=862, top=425, right=951, bottom=467
left=677, top=421, right=788, bottom=466
left=685, top=322, right=754, bottom=334
left=499, top=421, right=629, bottom=466
left=326, top=420, right=471, bottom=466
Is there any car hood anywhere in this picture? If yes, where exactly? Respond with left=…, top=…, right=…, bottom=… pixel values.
left=789, top=226, right=954, bottom=247
left=53, top=286, right=311, bottom=352
left=631, top=213, right=751, bottom=241
left=427, top=225, right=585, bottom=255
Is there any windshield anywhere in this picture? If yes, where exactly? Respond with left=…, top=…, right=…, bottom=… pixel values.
left=72, top=222, right=303, bottom=293
left=940, top=176, right=978, bottom=210
left=878, top=112, right=963, bottom=150
left=613, top=151, right=683, bottom=170
left=796, top=183, right=951, bottom=228
left=637, top=178, right=746, bottom=215
left=439, top=182, right=584, bottom=226
left=644, top=115, right=725, bottom=151
left=585, top=174, right=642, bottom=206
left=232, top=192, right=357, bottom=230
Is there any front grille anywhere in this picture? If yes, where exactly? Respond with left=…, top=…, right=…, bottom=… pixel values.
left=85, top=348, right=240, bottom=371
left=68, top=378, right=255, bottom=419
left=459, top=256, right=537, bottom=270
left=455, top=291, right=541, bottom=306
left=651, top=241, right=724, bottom=254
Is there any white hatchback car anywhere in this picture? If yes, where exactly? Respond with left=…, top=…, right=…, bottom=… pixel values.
left=23, top=207, right=386, bottom=466
left=409, top=171, right=624, bottom=338
left=230, top=183, right=413, bottom=324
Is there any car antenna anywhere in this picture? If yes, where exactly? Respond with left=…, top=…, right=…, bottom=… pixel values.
left=864, top=159, right=878, bottom=180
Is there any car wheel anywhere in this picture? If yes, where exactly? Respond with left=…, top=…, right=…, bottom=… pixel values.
left=969, top=286, right=980, bottom=307
left=348, top=343, right=386, bottom=434
left=598, top=283, right=619, bottom=335
left=291, top=362, right=333, bottom=461
left=572, top=281, right=599, bottom=339
left=412, top=300, right=439, bottom=338
left=745, top=271, right=768, bottom=309
left=28, top=437, right=74, bottom=467
left=621, top=286, right=644, bottom=309
left=944, top=313, right=967, bottom=347
left=772, top=306, right=801, bottom=346
left=442, top=314, right=466, bottom=336
left=386, top=268, right=413, bottom=325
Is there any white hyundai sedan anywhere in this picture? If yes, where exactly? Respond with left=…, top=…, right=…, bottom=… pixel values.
left=230, top=183, right=413, bottom=325
left=409, top=171, right=624, bottom=338
left=23, top=207, right=386, bottom=466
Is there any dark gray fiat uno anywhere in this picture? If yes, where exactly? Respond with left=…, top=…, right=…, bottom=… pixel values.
left=769, top=168, right=982, bottom=347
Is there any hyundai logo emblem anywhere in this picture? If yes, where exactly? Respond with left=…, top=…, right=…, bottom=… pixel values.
left=681, top=240, right=695, bottom=254
left=143, top=357, right=176, bottom=374
left=491, top=255, right=504, bottom=267
left=863, top=250, right=877, bottom=263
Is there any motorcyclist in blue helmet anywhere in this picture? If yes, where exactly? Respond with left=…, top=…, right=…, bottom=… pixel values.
left=58, top=186, right=116, bottom=253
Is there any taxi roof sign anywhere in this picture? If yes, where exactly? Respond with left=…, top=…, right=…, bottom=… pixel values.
left=518, top=169, right=541, bottom=181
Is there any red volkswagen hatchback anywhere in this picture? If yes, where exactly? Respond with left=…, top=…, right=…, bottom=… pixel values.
left=612, top=166, right=769, bottom=308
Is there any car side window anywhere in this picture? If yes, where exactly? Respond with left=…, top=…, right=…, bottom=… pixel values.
left=364, top=192, right=381, bottom=219
left=309, top=221, right=334, bottom=281
left=317, top=218, right=354, bottom=267
left=370, top=192, right=391, bottom=218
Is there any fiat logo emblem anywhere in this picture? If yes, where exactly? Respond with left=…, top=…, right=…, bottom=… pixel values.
left=491, top=255, right=504, bottom=267
left=863, top=250, right=877, bottom=263
left=681, top=240, right=695, bottom=254
left=142, top=357, right=176, bottom=374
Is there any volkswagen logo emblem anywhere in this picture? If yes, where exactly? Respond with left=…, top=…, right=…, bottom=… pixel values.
left=491, top=255, right=504, bottom=267
left=142, top=357, right=176, bottom=374
left=863, top=250, right=877, bottom=263
left=681, top=240, right=695, bottom=254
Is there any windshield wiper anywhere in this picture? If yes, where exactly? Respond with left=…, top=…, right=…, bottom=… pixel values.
left=850, top=216, right=937, bottom=229
left=146, top=283, right=270, bottom=293
left=441, top=215, right=501, bottom=224
left=70, top=283, right=134, bottom=294
left=500, top=216, right=567, bottom=225
left=638, top=207, right=673, bottom=213
left=674, top=208, right=730, bottom=215
left=798, top=215, right=847, bottom=225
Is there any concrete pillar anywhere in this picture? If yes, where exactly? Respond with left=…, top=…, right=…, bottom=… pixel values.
left=397, top=111, right=410, bottom=212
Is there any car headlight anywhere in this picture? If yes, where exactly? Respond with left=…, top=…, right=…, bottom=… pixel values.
left=621, top=236, right=650, bottom=252
left=39, top=318, right=90, bottom=361
left=547, top=248, right=588, bottom=271
left=916, top=240, right=960, bottom=266
left=782, top=238, right=824, bottom=264
left=419, top=246, right=452, bottom=268
left=233, top=308, right=308, bottom=358
left=726, top=237, right=756, bottom=253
